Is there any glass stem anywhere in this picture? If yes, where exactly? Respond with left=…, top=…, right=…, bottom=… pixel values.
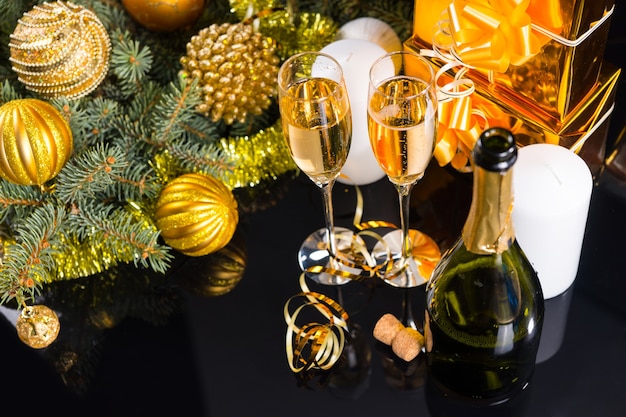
left=401, top=288, right=417, bottom=330
left=321, top=180, right=338, bottom=259
left=396, top=183, right=415, bottom=262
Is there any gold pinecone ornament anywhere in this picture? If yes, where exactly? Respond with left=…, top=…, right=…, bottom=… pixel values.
left=154, top=173, right=239, bottom=257
left=179, top=22, right=280, bottom=124
left=9, top=1, right=111, bottom=100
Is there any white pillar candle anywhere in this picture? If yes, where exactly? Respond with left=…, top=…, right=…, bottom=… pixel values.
left=320, top=39, right=387, bottom=185
left=512, top=144, right=593, bottom=299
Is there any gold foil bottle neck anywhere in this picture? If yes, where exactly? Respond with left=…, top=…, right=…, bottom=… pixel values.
left=462, top=129, right=517, bottom=255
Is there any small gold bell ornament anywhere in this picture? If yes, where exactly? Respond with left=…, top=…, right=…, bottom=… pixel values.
left=154, top=173, right=239, bottom=257
left=0, top=99, right=73, bottom=186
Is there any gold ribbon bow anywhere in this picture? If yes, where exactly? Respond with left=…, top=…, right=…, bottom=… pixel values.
left=432, top=64, right=511, bottom=170
left=447, top=0, right=542, bottom=72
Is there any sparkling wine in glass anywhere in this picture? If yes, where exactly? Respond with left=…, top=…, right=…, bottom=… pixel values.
left=367, top=50, right=439, bottom=291
left=278, top=51, right=354, bottom=285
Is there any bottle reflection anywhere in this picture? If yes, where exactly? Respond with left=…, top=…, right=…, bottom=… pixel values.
left=425, top=375, right=533, bottom=417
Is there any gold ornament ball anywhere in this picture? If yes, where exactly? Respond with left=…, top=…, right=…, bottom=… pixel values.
left=155, top=173, right=239, bottom=257
left=16, top=305, right=61, bottom=349
left=122, top=0, right=205, bottom=32
left=0, top=99, right=73, bottom=186
left=9, top=1, right=111, bottom=100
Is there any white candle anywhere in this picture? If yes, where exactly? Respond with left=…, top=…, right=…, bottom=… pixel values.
left=512, top=144, right=593, bottom=299
left=320, top=39, right=387, bottom=185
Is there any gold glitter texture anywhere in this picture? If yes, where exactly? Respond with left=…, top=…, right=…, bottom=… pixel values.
left=154, top=173, right=239, bottom=256
left=9, top=1, right=111, bottom=100
left=0, top=99, right=73, bottom=185
left=179, top=22, right=280, bottom=124
left=16, top=305, right=61, bottom=349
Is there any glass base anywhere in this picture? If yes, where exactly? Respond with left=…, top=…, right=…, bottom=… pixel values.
left=298, top=226, right=361, bottom=285
left=371, top=229, right=440, bottom=288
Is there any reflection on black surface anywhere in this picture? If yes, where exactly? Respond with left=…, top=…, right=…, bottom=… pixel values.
left=425, top=374, right=533, bottom=417
left=378, top=341, right=426, bottom=394
left=536, top=287, right=573, bottom=363
left=328, top=323, right=372, bottom=400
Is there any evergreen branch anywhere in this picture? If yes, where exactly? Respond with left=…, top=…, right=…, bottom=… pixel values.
left=71, top=97, right=121, bottom=149
left=111, top=29, right=154, bottom=84
left=151, top=76, right=202, bottom=145
left=0, top=179, right=47, bottom=223
left=167, top=139, right=234, bottom=178
left=0, top=204, right=66, bottom=305
left=69, top=201, right=173, bottom=273
left=54, top=143, right=129, bottom=205
left=112, top=162, right=160, bottom=202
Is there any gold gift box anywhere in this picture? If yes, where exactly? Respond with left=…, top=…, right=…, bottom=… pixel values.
left=406, top=28, right=620, bottom=177
left=409, top=0, right=614, bottom=124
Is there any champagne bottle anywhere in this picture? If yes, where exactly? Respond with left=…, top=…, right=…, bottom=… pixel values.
left=424, top=127, right=544, bottom=405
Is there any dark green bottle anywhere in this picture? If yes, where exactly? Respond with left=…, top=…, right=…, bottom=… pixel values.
left=424, top=127, right=544, bottom=405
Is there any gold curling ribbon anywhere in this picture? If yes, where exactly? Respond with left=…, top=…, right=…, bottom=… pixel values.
left=284, top=273, right=349, bottom=373
left=302, top=177, right=440, bottom=284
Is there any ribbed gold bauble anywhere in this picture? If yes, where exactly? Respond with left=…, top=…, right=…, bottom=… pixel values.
left=179, top=22, right=280, bottom=124
left=0, top=99, right=73, bottom=186
left=9, top=1, right=111, bottom=100
left=122, top=0, right=205, bottom=32
left=16, top=305, right=61, bottom=349
left=155, top=173, right=239, bottom=257
left=176, top=229, right=247, bottom=297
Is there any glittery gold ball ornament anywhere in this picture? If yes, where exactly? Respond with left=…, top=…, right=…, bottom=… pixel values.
left=9, top=1, right=111, bottom=100
left=155, top=173, right=239, bottom=256
left=0, top=99, right=73, bottom=186
left=179, top=22, right=280, bottom=124
left=16, top=305, right=61, bottom=349
left=122, top=0, right=205, bottom=32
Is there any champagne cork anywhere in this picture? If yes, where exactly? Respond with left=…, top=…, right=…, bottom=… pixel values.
left=373, top=313, right=404, bottom=345
left=391, top=327, right=425, bottom=362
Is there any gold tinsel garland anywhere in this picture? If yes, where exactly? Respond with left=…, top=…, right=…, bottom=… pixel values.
left=217, top=120, right=297, bottom=189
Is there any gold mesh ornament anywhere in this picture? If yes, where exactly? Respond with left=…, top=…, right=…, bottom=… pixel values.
left=155, top=173, right=239, bottom=257
left=0, top=99, right=73, bottom=185
left=9, top=1, right=111, bottom=100
left=179, top=22, right=280, bottom=124
left=16, top=305, right=61, bottom=349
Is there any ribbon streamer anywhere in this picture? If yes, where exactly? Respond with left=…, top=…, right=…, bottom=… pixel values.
left=284, top=273, right=349, bottom=373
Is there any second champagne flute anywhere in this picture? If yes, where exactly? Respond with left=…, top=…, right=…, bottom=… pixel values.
left=277, top=52, right=353, bottom=285
left=367, top=51, right=439, bottom=291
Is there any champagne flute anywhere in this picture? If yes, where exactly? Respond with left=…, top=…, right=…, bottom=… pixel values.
left=367, top=51, right=439, bottom=293
left=278, top=52, right=353, bottom=285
